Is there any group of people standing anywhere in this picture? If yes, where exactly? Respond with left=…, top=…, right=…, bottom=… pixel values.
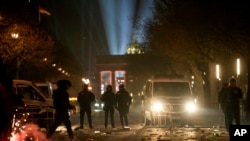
left=218, top=78, right=243, bottom=131
left=100, top=84, right=132, bottom=129
left=47, top=81, right=132, bottom=140
left=76, top=83, right=132, bottom=130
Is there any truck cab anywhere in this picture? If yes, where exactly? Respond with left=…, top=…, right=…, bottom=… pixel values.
left=142, top=74, right=197, bottom=127
left=34, top=81, right=57, bottom=98
left=12, top=80, right=55, bottom=130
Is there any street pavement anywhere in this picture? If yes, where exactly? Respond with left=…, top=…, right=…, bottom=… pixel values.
left=48, top=106, right=250, bottom=141
left=51, top=122, right=230, bottom=141
left=21, top=105, right=249, bottom=141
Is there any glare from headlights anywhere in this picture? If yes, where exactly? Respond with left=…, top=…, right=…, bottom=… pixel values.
left=151, top=102, right=163, bottom=112
left=94, top=103, right=100, bottom=107
left=185, top=102, right=197, bottom=113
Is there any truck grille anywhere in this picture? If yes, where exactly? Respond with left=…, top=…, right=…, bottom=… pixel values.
left=164, top=104, right=184, bottom=113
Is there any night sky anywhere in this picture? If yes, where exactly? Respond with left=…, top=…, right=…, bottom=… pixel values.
left=39, top=0, right=153, bottom=76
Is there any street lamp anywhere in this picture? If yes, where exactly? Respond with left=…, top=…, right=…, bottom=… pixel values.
left=82, top=78, right=90, bottom=84
left=236, top=58, right=240, bottom=78
left=11, top=32, right=20, bottom=78
left=216, top=64, right=221, bottom=99
left=216, top=64, right=220, bottom=80
left=11, top=33, right=19, bottom=39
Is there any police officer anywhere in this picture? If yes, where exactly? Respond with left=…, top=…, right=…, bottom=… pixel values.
left=77, top=84, right=95, bottom=129
left=47, top=79, right=75, bottom=140
left=100, top=85, right=116, bottom=129
left=115, top=84, right=132, bottom=128
left=224, top=78, right=243, bottom=131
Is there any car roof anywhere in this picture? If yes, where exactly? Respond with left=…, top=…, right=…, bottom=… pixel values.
left=148, top=74, right=190, bottom=82
left=149, top=78, right=190, bottom=83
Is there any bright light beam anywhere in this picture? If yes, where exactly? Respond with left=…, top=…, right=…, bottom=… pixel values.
left=98, top=0, right=153, bottom=55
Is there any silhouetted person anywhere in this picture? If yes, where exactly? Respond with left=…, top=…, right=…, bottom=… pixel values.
left=77, top=84, right=95, bottom=129
left=47, top=79, right=75, bottom=140
left=218, top=82, right=228, bottom=114
left=100, top=85, right=116, bottom=129
left=224, top=78, right=243, bottom=131
left=115, top=84, right=132, bottom=128
left=0, top=58, right=23, bottom=141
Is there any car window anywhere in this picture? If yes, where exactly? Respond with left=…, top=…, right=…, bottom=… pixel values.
left=153, top=82, right=191, bottom=96
left=37, top=86, right=50, bottom=98
left=144, top=81, right=152, bottom=98
left=16, top=84, right=45, bottom=101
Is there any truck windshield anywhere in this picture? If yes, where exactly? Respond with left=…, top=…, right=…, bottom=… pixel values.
left=153, top=82, right=191, bottom=96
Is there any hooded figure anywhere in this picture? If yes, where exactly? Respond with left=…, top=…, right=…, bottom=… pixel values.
left=47, top=79, right=75, bottom=140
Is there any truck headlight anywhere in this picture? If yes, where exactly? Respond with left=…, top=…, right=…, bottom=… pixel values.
left=185, top=102, right=197, bottom=113
left=151, top=102, right=163, bottom=112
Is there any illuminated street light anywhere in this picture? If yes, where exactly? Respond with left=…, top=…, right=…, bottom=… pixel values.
left=236, top=58, right=240, bottom=77
left=43, top=58, right=47, bottom=61
left=11, top=33, right=19, bottom=39
left=82, top=78, right=90, bottom=84
left=216, top=64, right=220, bottom=80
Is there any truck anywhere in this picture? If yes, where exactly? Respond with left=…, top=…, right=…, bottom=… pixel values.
left=141, top=74, right=198, bottom=127
left=12, top=80, right=55, bottom=130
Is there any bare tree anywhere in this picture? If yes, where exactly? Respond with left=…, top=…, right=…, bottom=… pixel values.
left=0, top=21, right=54, bottom=79
left=142, top=0, right=250, bottom=107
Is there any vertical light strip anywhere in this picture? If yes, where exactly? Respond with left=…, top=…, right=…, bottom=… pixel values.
left=216, top=64, right=220, bottom=80
left=236, top=58, right=240, bottom=77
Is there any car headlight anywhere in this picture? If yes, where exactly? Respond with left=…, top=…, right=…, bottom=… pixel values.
left=151, top=102, right=163, bottom=112
left=185, top=102, right=197, bottom=113
left=94, top=103, right=100, bottom=107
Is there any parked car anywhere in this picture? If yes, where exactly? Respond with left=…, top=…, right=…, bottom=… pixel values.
left=12, top=80, right=55, bottom=130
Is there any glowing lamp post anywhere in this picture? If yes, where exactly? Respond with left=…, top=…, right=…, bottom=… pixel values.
left=216, top=64, right=220, bottom=80
left=216, top=64, right=221, bottom=98
left=11, top=33, right=20, bottom=79
left=11, top=33, right=19, bottom=39
left=236, top=58, right=240, bottom=77
left=82, top=78, right=90, bottom=84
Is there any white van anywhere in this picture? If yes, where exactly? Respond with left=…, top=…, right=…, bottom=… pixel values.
left=142, top=74, right=198, bottom=127
left=12, top=80, right=55, bottom=129
left=35, top=82, right=57, bottom=98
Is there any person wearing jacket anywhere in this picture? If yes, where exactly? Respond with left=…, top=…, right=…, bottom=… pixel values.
left=77, top=84, right=95, bottom=129
left=115, top=84, right=132, bottom=128
left=224, top=78, right=243, bottom=131
left=47, top=79, right=75, bottom=140
left=100, top=85, right=116, bottom=129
